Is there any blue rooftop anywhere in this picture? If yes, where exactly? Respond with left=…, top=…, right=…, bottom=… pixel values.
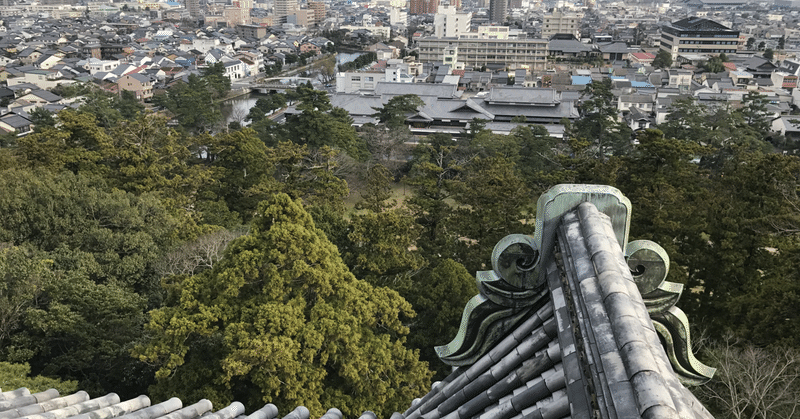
left=571, top=75, right=592, bottom=85
left=631, top=81, right=654, bottom=88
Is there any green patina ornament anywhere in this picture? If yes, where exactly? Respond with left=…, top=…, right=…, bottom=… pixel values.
left=437, top=184, right=715, bottom=386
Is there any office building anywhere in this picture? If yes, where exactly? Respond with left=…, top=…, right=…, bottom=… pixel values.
left=660, top=17, right=740, bottom=60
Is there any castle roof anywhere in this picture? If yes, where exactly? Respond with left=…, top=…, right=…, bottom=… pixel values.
left=402, top=185, right=715, bottom=419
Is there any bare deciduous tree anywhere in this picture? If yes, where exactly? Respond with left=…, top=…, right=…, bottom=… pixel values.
left=230, top=105, right=250, bottom=127
left=156, top=228, right=247, bottom=277
left=360, top=125, right=415, bottom=176
left=695, top=334, right=800, bottom=419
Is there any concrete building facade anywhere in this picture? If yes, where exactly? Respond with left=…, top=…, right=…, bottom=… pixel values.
left=336, top=71, right=385, bottom=93
left=541, top=10, right=581, bottom=40
left=308, top=1, right=326, bottom=25
left=236, top=24, right=268, bottom=39
left=274, top=0, right=298, bottom=23
left=417, top=35, right=548, bottom=70
left=434, top=5, right=472, bottom=38
left=187, top=0, right=201, bottom=19
left=660, top=17, right=740, bottom=60
left=389, top=7, right=408, bottom=27
left=488, top=0, right=507, bottom=24
left=409, top=0, right=437, bottom=15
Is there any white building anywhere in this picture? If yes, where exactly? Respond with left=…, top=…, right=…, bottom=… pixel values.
left=667, top=69, right=693, bottom=93
left=434, top=5, right=472, bottom=39
left=178, top=37, right=221, bottom=54
left=336, top=71, right=385, bottom=93
left=418, top=27, right=548, bottom=70
left=84, top=58, right=120, bottom=75
left=385, top=59, right=419, bottom=83
left=275, top=0, right=298, bottom=23
left=389, top=7, right=408, bottom=28
left=541, top=10, right=581, bottom=40
left=7, top=69, right=75, bottom=90
left=222, top=59, right=247, bottom=80
left=340, top=25, right=391, bottom=39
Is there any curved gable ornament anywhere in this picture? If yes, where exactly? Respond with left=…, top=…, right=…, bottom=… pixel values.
left=626, top=240, right=716, bottom=386
left=436, top=184, right=715, bottom=386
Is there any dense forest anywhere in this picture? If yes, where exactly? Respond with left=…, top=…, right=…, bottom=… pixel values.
left=1, top=71, right=800, bottom=419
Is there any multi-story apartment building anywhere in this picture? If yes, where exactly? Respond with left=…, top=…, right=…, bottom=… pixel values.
left=237, top=24, right=268, bottom=39
left=187, top=0, right=202, bottom=19
left=488, top=0, right=506, bottom=24
left=308, top=1, right=325, bottom=25
left=660, top=17, right=740, bottom=61
left=541, top=10, right=581, bottom=40
left=117, top=73, right=153, bottom=101
left=434, top=5, right=471, bottom=38
left=389, top=7, right=408, bottom=27
left=417, top=31, right=548, bottom=70
left=223, top=6, right=250, bottom=26
left=410, top=0, right=438, bottom=15
left=275, top=0, right=298, bottom=23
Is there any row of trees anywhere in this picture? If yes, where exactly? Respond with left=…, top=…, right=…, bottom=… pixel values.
left=0, top=85, right=489, bottom=416
left=1, top=79, right=799, bottom=418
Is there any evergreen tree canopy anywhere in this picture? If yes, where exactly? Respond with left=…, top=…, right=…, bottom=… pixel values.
left=571, top=79, right=633, bottom=159
left=153, top=74, right=223, bottom=133
left=136, top=194, right=431, bottom=417
left=372, top=95, right=424, bottom=130
left=652, top=49, right=672, bottom=69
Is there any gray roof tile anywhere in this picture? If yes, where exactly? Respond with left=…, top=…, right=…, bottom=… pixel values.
left=406, top=185, right=715, bottom=419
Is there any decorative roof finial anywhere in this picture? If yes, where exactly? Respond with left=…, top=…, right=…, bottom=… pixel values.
left=436, top=184, right=715, bottom=385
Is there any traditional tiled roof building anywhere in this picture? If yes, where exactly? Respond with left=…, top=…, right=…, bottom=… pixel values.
left=0, top=185, right=714, bottom=419
left=401, top=184, right=715, bottom=419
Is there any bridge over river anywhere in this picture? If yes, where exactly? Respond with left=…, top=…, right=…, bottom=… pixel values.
left=249, top=76, right=317, bottom=93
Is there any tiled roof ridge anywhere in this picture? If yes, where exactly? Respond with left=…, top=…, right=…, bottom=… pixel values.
left=556, top=202, right=713, bottom=419
left=402, top=302, right=568, bottom=419
left=399, top=185, right=715, bottom=419
left=0, top=389, right=341, bottom=419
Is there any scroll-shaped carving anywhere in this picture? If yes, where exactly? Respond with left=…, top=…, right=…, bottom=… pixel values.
left=438, top=186, right=633, bottom=365
left=626, top=240, right=716, bottom=385
left=436, top=184, right=715, bottom=384
left=435, top=235, right=547, bottom=366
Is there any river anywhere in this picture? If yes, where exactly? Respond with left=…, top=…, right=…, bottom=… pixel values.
left=221, top=51, right=356, bottom=125
left=220, top=92, right=268, bottom=126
